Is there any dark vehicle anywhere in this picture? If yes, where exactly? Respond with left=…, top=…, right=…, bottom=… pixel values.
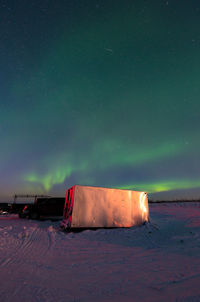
left=12, top=194, right=49, bottom=214
left=19, top=197, right=65, bottom=219
left=0, top=203, right=11, bottom=215
left=0, top=203, right=11, bottom=212
left=10, top=203, right=27, bottom=214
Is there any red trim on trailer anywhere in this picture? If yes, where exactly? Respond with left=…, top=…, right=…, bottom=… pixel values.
left=63, top=186, right=75, bottom=227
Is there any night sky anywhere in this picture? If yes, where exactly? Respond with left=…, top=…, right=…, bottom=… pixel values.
left=1, top=0, right=200, bottom=201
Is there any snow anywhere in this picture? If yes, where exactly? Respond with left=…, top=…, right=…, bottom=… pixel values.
left=0, top=202, right=200, bottom=302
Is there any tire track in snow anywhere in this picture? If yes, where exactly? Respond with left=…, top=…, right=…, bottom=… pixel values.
left=0, top=225, right=24, bottom=267
left=0, top=221, right=56, bottom=269
left=6, top=284, right=73, bottom=302
left=0, top=227, right=40, bottom=267
left=0, top=257, right=12, bottom=267
left=13, top=225, right=55, bottom=264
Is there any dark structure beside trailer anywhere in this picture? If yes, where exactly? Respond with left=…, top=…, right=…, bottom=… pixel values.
left=19, top=197, right=65, bottom=219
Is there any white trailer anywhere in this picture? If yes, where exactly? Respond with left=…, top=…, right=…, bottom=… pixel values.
left=61, top=185, right=149, bottom=229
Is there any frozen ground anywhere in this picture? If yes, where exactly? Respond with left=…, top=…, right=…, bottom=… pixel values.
left=0, top=202, right=200, bottom=302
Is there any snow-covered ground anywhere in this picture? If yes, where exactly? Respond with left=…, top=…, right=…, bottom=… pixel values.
left=0, top=202, right=200, bottom=302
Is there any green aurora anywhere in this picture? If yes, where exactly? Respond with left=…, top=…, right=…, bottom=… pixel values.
left=1, top=0, right=200, bottom=200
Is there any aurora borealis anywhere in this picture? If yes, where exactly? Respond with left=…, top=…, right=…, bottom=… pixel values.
left=1, top=0, right=200, bottom=201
